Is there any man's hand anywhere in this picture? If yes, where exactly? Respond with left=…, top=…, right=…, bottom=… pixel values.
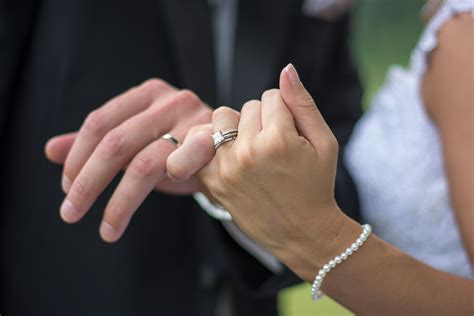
left=45, top=79, right=212, bottom=242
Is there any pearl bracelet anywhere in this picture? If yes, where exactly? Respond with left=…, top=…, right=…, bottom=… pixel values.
left=311, top=224, right=372, bottom=301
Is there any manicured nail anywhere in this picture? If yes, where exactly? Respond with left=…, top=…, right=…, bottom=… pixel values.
left=62, top=175, right=72, bottom=193
left=285, top=63, right=300, bottom=84
left=60, top=199, right=78, bottom=223
left=100, top=221, right=118, bottom=243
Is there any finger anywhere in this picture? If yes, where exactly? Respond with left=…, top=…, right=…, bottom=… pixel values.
left=45, top=132, right=78, bottom=164
left=62, top=79, right=174, bottom=193
left=237, top=100, right=262, bottom=140
left=99, top=129, right=186, bottom=242
left=167, top=124, right=214, bottom=181
left=59, top=91, right=193, bottom=224
left=212, top=106, right=240, bottom=133
left=260, top=89, right=295, bottom=130
left=212, top=107, right=240, bottom=155
left=279, top=63, right=333, bottom=148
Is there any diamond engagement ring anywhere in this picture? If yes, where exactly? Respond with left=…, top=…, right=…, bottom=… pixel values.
left=212, top=129, right=238, bottom=150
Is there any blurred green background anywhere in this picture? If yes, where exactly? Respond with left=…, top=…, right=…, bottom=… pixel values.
left=278, top=1, right=424, bottom=315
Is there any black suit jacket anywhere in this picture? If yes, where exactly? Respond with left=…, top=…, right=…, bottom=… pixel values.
left=0, top=0, right=362, bottom=315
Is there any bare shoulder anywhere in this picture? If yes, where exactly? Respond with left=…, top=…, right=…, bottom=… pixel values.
left=423, top=12, right=474, bottom=121
left=436, top=12, right=474, bottom=63
left=439, top=11, right=474, bottom=37
left=423, top=13, right=474, bottom=262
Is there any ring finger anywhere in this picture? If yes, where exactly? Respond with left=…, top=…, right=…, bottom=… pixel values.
left=212, top=107, right=240, bottom=155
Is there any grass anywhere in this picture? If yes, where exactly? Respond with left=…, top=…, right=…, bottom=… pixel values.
left=278, top=1, right=424, bottom=315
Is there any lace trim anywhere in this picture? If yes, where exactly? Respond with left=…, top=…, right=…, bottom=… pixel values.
left=411, top=0, right=474, bottom=76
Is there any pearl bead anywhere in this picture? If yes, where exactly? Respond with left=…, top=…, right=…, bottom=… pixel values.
left=311, top=224, right=372, bottom=302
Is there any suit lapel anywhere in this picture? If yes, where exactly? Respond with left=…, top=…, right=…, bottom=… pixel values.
left=160, top=0, right=217, bottom=105
left=231, top=0, right=302, bottom=107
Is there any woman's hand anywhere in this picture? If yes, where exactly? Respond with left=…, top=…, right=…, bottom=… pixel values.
left=168, top=64, right=474, bottom=315
left=168, top=64, right=347, bottom=275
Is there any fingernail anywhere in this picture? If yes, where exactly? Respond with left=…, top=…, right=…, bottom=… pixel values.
left=60, top=199, right=78, bottom=223
left=285, top=63, right=300, bottom=84
left=100, top=221, right=118, bottom=243
left=62, top=175, right=72, bottom=193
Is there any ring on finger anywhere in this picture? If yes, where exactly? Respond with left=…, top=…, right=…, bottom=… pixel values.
left=212, top=129, right=238, bottom=150
left=161, top=133, right=181, bottom=147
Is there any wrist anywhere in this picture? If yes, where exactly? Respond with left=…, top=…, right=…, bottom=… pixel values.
left=276, top=205, right=361, bottom=283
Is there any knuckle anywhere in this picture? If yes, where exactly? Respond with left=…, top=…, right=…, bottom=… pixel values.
left=241, top=100, right=261, bottom=114
left=106, top=205, right=129, bottom=226
left=235, top=145, right=255, bottom=169
left=212, top=106, right=237, bottom=121
left=301, top=92, right=316, bottom=108
left=71, top=178, right=88, bottom=199
left=219, top=162, right=239, bottom=186
left=264, top=131, right=288, bottom=156
left=174, top=89, right=199, bottom=107
left=148, top=89, right=201, bottom=119
left=129, top=154, right=156, bottom=179
left=140, top=78, right=167, bottom=93
left=83, top=110, right=107, bottom=137
left=261, top=89, right=280, bottom=100
left=99, top=130, right=124, bottom=158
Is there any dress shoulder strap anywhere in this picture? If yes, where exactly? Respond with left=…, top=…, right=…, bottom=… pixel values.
left=410, top=0, right=474, bottom=76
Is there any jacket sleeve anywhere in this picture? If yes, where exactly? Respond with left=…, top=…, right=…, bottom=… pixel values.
left=0, top=0, right=38, bottom=140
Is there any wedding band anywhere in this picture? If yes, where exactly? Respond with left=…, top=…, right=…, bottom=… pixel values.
left=212, top=129, right=238, bottom=150
left=161, top=133, right=180, bottom=147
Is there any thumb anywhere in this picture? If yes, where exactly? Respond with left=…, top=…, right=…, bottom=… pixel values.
left=279, top=63, right=332, bottom=148
left=44, top=132, right=78, bottom=164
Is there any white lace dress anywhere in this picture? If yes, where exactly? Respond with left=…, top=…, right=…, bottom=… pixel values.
left=344, top=0, right=474, bottom=279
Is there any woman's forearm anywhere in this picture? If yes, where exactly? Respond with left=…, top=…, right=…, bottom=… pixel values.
left=277, top=212, right=474, bottom=315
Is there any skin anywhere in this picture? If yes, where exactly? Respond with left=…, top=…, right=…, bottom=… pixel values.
left=167, top=61, right=474, bottom=315
left=43, top=8, right=473, bottom=313
left=45, top=79, right=212, bottom=242
left=422, top=12, right=474, bottom=262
